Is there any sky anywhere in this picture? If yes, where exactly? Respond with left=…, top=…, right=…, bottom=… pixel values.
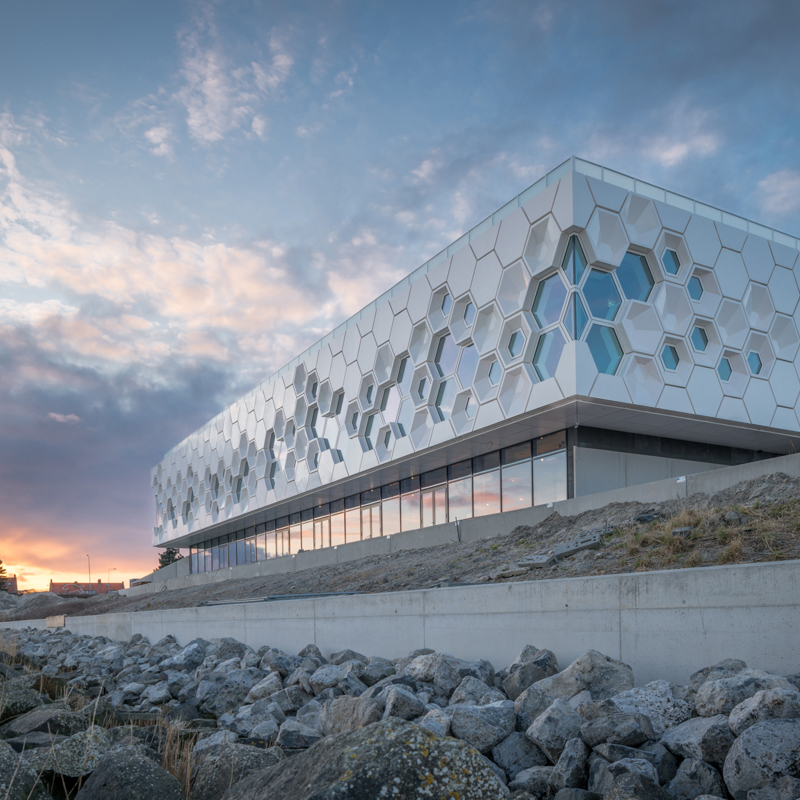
left=1, top=0, right=799, bottom=592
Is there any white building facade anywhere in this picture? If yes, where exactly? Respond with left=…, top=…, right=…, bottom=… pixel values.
left=151, top=158, right=800, bottom=574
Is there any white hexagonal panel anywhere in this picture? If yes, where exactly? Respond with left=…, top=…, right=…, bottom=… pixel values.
left=524, top=215, right=561, bottom=278
left=652, top=282, right=693, bottom=336
left=585, top=208, right=629, bottom=268
left=621, top=194, right=661, bottom=250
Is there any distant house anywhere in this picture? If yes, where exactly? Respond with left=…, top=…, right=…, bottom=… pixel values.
left=49, top=579, right=125, bottom=596
left=3, top=574, right=19, bottom=594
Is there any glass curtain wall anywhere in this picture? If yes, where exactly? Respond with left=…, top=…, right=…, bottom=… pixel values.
left=190, top=430, right=567, bottom=572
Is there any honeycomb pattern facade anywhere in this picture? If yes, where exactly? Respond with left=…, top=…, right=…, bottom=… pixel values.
left=152, top=162, right=800, bottom=546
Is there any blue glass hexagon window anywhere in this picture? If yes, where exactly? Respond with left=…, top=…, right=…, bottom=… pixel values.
left=417, top=377, right=428, bottom=399
left=441, top=293, right=452, bottom=316
left=561, top=235, right=588, bottom=286
left=688, top=276, right=704, bottom=301
left=564, top=293, right=589, bottom=341
left=532, top=273, right=568, bottom=328
left=587, top=325, right=623, bottom=375
left=747, top=351, right=762, bottom=375
left=661, top=345, right=679, bottom=371
left=508, top=331, right=524, bottom=358
left=463, top=301, right=475, bottom=326
left=434, top=334, right=459, bottom=377
left=457, top=344, right=479, bottom=388
left=383, top=430, right=392, bottom=449
left=584, top=269, right=622, bottom=321
left=488, top=360, right=502, bottom=385
left=364, top=414, right=376, bottom=450
left=617, top=252, right=654, bottom=302
left=464, top=395, right=476, bottom=419
left=533, top=328, right=566, bottom=380
left=380, top=385, right=401, bottom=419
left=718, top=358, right=732, bottom=382
left=690, top=326, right=709, bottom=352
left=662, top=249, right=681, bottom=275
left=397, top=357, right=412, bottom=395
left=435, top=379, right=456, bottom=421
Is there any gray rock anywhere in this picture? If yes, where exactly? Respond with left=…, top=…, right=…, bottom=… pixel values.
left=382, top=685, right=425, bottom=720
left=554, top=791, right=602, bottom=800
left=550, top=737, right=590, bottom=790
left=450, top=700, right=516, bottom=754
left=660, top=714, right=735, bottom=770
left=297, top=644, right=324, bottom=660
left=0, top=740, right=51, bottom=800
left=159, top=639, right=208, bottom=672
left=319, top=696, right=382, bottom=735
left=404, top=652, right=495, bottom=695
left=608, top=757, right=660, bottom=785
left=612, top=681, right=693, bottom=737
left=0, top=704, right=89, bottom=738
left=606, top=772, right=670, bottom=800
left=450, top=675, right=493, bottom=705
left=193, top=730, right=239, bottom=755
left=695, top=670, right=795, bottom=717
left=588, top=754, right=614, bottom=795
left=359, top=660, right=395, bottom=687
left=746, top=776, right=800, bottom=800
left=308, top=664, right=351, bottom=695
left=728, top=688, right=800, bottom=736
left=690, top=659, right=748, bottom=692
left=258, top=649, right=302, bottom=677
left=508, top=766, right=554, bottom=796
left=526, top=698, right=584, bottom=763
left=219, top=717, right=508, bottom=799
left=665, top=758, right=725, bottom=800
left=640, top=741, right=680, bottom=785
left=504, top=650, right=560, bottom=701
left=267, top=686, right=313, bottom=714
left=594, top=743, right=655, bottom=763
left=247, top=718, right=280, bottom=743
left=577, top=698, right=621, bottom=721
left=141, top=681, right=172, bottom=705
left=492, top=732, right=549, bottom=780
left=580, top=712, right=656, bottom=748
left=245, top=672, right=284, bottom=703
left=328, top=649, right=368, bottom=666
left=275, top=719, right=322, bottom=749
left=24, top=727, right=112, bottom=777
left=417, top=706, right=451, bottom=737
left=723, top=719, right=800, bottom=800
left=295, top=700, right=323, bottom=732
left=0, top=678, right=48, bottom=723
left=515, top=651, right=633, bottom=729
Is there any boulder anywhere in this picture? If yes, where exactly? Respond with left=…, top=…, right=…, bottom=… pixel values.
left=417, top=706, right=451, bottom=738
left=308, top=664, right=352, bottom=695
left=141, top=681, right=172, bottom=706
left=359, top=660, right=395, bottom=687
left=660, top=715, right=735, bottom=770
left=695, top=670, right=795, bottom=717
left=606, top=772, right=670, bottom=800
left=24, top=727, right=112, bottom=778
left=492, top=732, right=549, bottom=781
left=728, top=688, right=800, bottom=736
left=515, top=651, right=633, bottom=728
left=189, top=743, right=284, bottom=800
left=612, top=681, right=693, bottom=737
left=746, top=776, right=800, bottom=800
left=608, top=757, right=660, bottom=785
left=640, top=742, right=680, bottom=785
left=258, top=650, right=302, bottom=677
left=503, top=650, right=560, bottom=701
left=328, top=649, right=368, bottom=666
left=382, top=685, right=425, bottom=720
left=245, top=672, right=284, bottom=703
left=588, top=753, right=614, bottom=795
left=450, top=700, right=516, bottom=754
left=554, top=791, right=601, bottom=800
left=723, top=719, right=800, bottom=800
left=0, top=740, right=51, bottom=800
left=159, top=639, right=208, bottom=672
left=664, top=758, right=725, bottom=800
left=219, top=717, right=508, bottom=799
left=579, top=712, right=655, bottom=748
left=577, top=698, right=620, bottom=721
left=549, top=737, right=590, bottom=790
left=0, top=678, right=48, bottom=723
left=1, top=705, right=89, bottom=738
left=450, top=676, right=494, bottom=705
left=267, top=686, right=313, bottom=714
left=594, top=743, right=655, bottom=763
left=73, top=744, right=183, bottom=800
left=508, top=766, right=554, bottom=795
left=193, top=730, right=239, bottom=755
left=319, top=696, right=382, bottom=735
left=525, top=698, right=584, bottom=763
left=404, top=652, right=494, bottom=695
left=295, top=700, right=323, bottom=732
left=690, top=659, right=748, bottom=692
left=275, top=719, right=322, bottom=749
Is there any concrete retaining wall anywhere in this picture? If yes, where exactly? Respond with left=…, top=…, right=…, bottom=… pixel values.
left=128, top=450, right=800, bottom=597
left=4, top=561, right=798, bottom=686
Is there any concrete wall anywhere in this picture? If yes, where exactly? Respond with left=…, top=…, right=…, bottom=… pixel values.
left=130, top=450, right=800, bottom=598
left=574, top=447, right=721, bottom=496
left=3, top=561, right=798, bottom=686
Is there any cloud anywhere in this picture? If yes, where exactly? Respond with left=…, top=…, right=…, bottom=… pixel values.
left=296, top=121, right=323, bottom=139
left=757, top=170, right=800, bottom=217
left=144, top=124, right=175, bottom=157
left=639, top=101, right=721, bottom=168
left=48, top=412, right=81, bottom=424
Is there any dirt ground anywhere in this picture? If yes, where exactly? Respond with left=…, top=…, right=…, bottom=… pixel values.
left=3, top=471, right=799, bottom=623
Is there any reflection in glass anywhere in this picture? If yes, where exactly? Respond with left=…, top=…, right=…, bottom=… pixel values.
left=435, top=379, right=456, bottom=421
left=448, top=476, right=473, bottom=520
left=587, top=325, right=623, bottom=375
left=301, top=520, right=314, bottom=552
left=421, top=490, right=434, bottom=528
left=362, top=504, right=380, bottom=538
left=397, top=357, right=412, bottom=395
left=457, top=345, right=479, bottom=388
left=265, top=532, right=276, bottom=558
left=381, top=385, right=401, bottom=419
left=401, top=491, right=420, bottom=531
left=463, top=301, right=476, bottom=326
left=212, top=545, right=219, bottom=571
left=488, top=360, right=502, bottom=385
left=533, top=328, right=566, bottom=380
left=617, top=252, right=654, bottom=302
left=502, top=460, right=532, bottom=511
left=237, top=538, right=246, bottom=564
left=662, top=249, right=681, bottom=275
left=584, top=269, right=622, bottom=321
left=688, top=276, right=704, bottom=301
left=382, top=497, right=400, bottom=535
left=691, top=327, right=708, bottom=352
left=564, top=292, right=589, bottom=340
left=532, top=273, right=568, bottom=328
left=747, top=351, right=762, bottom=375
left=473, top=469, right=501, bottom=517
left=345, top=508, right=361, bottom=542
left=330, top=513, right=345, bottom=547
left=534, top=451, right=567, bottom=505
left=435, top=335, right=459, bottom=376
left=561, top=235, right=587, bottom=285
left=718, top=357, right=732, bottom=382
left=661, top=344, right=680, bottom=371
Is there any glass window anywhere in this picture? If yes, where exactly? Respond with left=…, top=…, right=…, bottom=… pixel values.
left=533, top=328, right=566, bottom=380
left=661, top=344, right=680, bottom=371
left=212, top=545, right=220, bottom=571
left=502, top=441, right=532, bottom=465
left=502, top=461, right=533, bottom=512
left=488, top=360, right=502, bottom=385
left=401, top=491, right=420, bottom=531
left=747, top=351, right=762, bottom=375
left=584, top=269, right=622, bottom=320
left=422, top=489, right=446, bottom=527
left=662, top=249, right=681, bottom=275
left=397, top=356, right=412, bottom=395
left=508, top=330, right=524, bottom=358
left=382, top=482, right=400, bottom=499
left=587, top=324, right=623, bottom=375
left=473, top=450, right=500, bottom=473
left=362, top=504, right=380, bottom=538
left=688, top=276, right=704, bottom=301
left=301, top=520, right=314, bottom=552
left=457, top=344, right=479, bottom=388
left=564, top=293, right=589, bottom=340
left=190, top=549, right=198, bottom=574
left=421, top=467, right=447, bottom=488
left=361, top=487, right=381, bottom=505
left=536, top=431, right=566, bottom=455
left=434, top=334, right=459, bottom=376
left=448, top=459, right=472, bottom=481
left=473, top=469, right=501, bottom=517
left=718, top=357, right=732, bottom=381
left=380, top=385, right=401, bottom=419
left=691, top=326, right=708, bottom=352
left=421, top=491, right=433, bottom=527
left=382, top=496, right=400, bottom=535
left=330, top=513, right=345, bottom=547
left=314, top=517, right=330, bottom=549
left=534, top=450, right=567, bottom=505
left=435, top=379, right=456, bottom=421
left=276, top=529, right=288, bottom=557
left=400, top=475, right=420, bottom=494
left=204, top=547, right=212, bottom=572
left=532, top=273, right=568, bottom=327
left=220, top=540, right=229, bottom=568
left=265, top=532, right=276, bottom=558
left=561, top=235, right=587, bottom=285
left=345, top=507, right=361, bottom=542
left=463, top=301, right=476, bottom=326
left=617, top=252, right=654, bottom=302
left=448, top=475, right=473, bottom=520
left=289, top=524, right=302, bottom=554
left=441, top=292, right=452, bottom=315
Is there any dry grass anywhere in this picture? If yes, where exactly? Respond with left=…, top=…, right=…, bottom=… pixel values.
left=718, top=537, right=744, bottom=564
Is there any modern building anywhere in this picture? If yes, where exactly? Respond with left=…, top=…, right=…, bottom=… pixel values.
left=151, top=157, right=800, bottom=576
left=3, top=574, right=19, bottom=594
